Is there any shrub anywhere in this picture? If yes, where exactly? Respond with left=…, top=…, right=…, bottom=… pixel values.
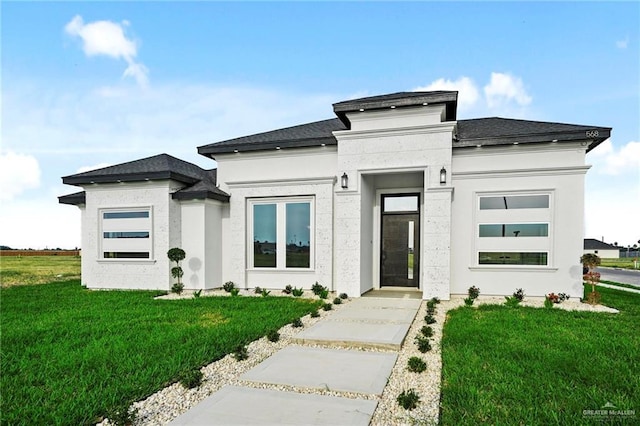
left=233, top=345, right=248, bottom=361
left=547, top=292, right=570, bottom=304
left=282, top=285, right=293, bottom=295
left=171, top=282, right=184, bottom=295
left=426, top=300, right=436, bottom=310
left=468, top=286, right=480, bottom=300
left=193, top=289, right=202, bottom=298
left=463, top=297, right=474, bottom=307
left=586, top=291, right=601, bottom=305
left=415, top=335, right=432, bottom=353
left=223, top=281, right=236, bottom=292
left=425, top=314, right=436, bottom=325
left=513, top=288, right=525, bottom=301
left=407, top=356, right=427, bottom=373
left=504, top=296, right=521, bottom=307
left=339, top=293, right=348, bottom=299
left=267, top=330, right=280, bottom=342
left=254, top=286, right=262, bottom=294
left=323, top=303, right=333, bottom=311
left=319, top=289, right=329, bottom=299
left=292, top=287, right=304, bottom=297
left=426, top=305, right=436, bottom=315
left=310, top=310, right=320, bottom=318
left=311, top=282, right=325, bottom=295
left=179, top=368, right=203, bottom=389
left=260, top=289, right=271, bottom=297
left=106, top=403, right=138, bottom=426
left=430, top=297, right=441, bottom=304
left=420, top=325, right=433, bottom=338
left=230, top=288, right=240, bottom=297
left=397, top=389, right=420, bottom=410
left=558, top=293, right=570, bottom=302
left=291, top=318, right=303, bottom=328
left=333, top=297, right=342, bottom=305
left=543, top=297, right=554, bottom=309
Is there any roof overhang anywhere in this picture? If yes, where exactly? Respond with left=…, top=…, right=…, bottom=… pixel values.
left=455, top=127, right=611, bottom=151
left=62, top=171, right=200, bottom=186
left=58, top=191, right=86, bottom=206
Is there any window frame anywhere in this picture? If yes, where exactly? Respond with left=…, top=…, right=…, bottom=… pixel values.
left=99, top=207, right=153, bottom=261
left=247, top=196, right=315, bottom=271
left=474, top=191, right=553, bottom=268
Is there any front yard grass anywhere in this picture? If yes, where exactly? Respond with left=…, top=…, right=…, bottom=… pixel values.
left=440, top=286, right=639, bottom=425
left=0, top=281, right=321, bottom=425
left=0, top=255, right=81, bottom=286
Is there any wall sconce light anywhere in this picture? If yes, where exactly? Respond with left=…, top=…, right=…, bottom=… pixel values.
left=440, top=167, right=447, bottom=185
left=341, top=172, right=349, bottom=189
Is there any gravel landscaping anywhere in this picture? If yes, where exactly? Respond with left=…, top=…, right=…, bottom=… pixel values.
left=101, top=291, right=618, bottom=425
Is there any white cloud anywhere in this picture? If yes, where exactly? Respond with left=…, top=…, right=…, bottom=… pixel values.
left=0, top=151, right=41, bottom=201
left=616, top=36, right=629, bottom=49
left=413, top=77, right=480, bottom=110
left=65, top=15, right=149, bottom=87
left=484, top=72, right=532, bottom=109
left=589, top=140, right=640, bottom=175
left=76, top=163, right=112, bottom=174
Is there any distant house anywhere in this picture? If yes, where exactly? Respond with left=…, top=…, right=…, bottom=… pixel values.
left=583, top=239, right=619, bottom=259
left=59, top=90, right=611, bottom=299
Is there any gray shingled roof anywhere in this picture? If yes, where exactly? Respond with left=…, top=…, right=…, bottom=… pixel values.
left=60, top=154, right=229, bottom=203
left=198, top=118, right=345, bottom=157
left=456, top=118, right=611, bottom=152
left=333, top=91, right=458, bottom=126
left=584, top=239, right=619, bottom=250
left=58, top=191, right=86, bottom=206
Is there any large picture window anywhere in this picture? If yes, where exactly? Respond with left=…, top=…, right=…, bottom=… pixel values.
left=475, top=192, right=552, bottom=267
left=250, top=198, right=313, bottom=269
left=100, top=208, right=152, bottom=260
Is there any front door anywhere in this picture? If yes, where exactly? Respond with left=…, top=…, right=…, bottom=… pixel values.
left=380, top=194, right=420, bottom=287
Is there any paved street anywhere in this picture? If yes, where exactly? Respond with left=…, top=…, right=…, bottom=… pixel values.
left=596, top=267, right=640, bottom=287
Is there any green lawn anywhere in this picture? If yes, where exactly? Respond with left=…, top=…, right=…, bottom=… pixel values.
left=0, top=281, right=321, bottom=425
left=440, top=286, right=640, bottom=425
left=1, top=256, right=81, bottom=286
left=601, top=257, right=639, bottom=270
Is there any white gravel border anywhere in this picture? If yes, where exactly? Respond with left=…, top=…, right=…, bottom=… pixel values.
left=99, top=292, right=618, bottom=425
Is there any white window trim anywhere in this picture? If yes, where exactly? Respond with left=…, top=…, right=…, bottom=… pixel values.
left=98, top=206, right=154, bottom=262
left=473, top=190, right=554, bottom=268
left=247, top=196, right=315, bottom=271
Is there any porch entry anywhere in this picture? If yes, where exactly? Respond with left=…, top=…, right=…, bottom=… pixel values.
left=380, top=194, right=420, bottom=287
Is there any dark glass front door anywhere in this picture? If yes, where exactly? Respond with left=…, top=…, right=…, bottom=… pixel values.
left=380, top=194, right=420, bottom=287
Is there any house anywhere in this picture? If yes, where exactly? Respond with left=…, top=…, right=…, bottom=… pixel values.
left=59, top=91, right=611, bottom=299
left=583, top=238, right=619, bottom=259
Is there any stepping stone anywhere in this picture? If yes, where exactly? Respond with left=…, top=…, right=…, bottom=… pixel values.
left=241, top=346, right=397, bottom=395
left=168, top=385, right=377, bottom=425
left=293, top=320, right=412, bottom=350
left=348, top=297, right=422, bottom=310
left=329, top=305, right=418, bottom=323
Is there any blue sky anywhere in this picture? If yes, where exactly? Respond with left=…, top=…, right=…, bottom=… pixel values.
left=1, top=2, right=638, bottom=249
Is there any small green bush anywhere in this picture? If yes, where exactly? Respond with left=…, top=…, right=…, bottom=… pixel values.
left=310, top=310, right=320, bottom=318
left=179, top=368, right=203, bottom=389
left=291, top=318, right=303, bottom=328
left=425, top=315, right=436, bottom=324
left=339, top=293, right=348, bottom=299
left=463, top=297, right=474, bottom=307
left=106, top=403, right=138, bottom=426
left=426, top=300, right=436, bottom=309
left=322, top=303, right=333, bottom=311
left=193, top=289, right=202, bottom=298
left=319, top=289, right=329, bottom=299
left=544, top=297, right=554, bottom=309
left=267, top=330, right=280, bottom=342
left=468, top=286, right=480, bottom=299
left=420, top=325, right=433, bottom=338
left=426, top=305, right=436, bottom=315
left=254, top=286, right=262, bottom=294
left=513, top=288, right=525, bottom=301
left=230, top=288, right=240, bottom=297
left=223, top=281, right=236, bottom=292
left=397, top=389, right=420, bottom=410
left=333, top=297, right=342, bottom=305
left=292, top=287, right=304, bottom=297
left=415, top=335, right=432, bottom=353
left=430, top=297, right=441, bottom=304
left=171, top=282, right=184, bottom=295
left=311, top=282, right=325, bottom=295
left=233, top=345, right=248, bottom=361
left=407, top=356, right=427, bottom=373
left=504, top=296, right=521, bottom=308
left=282, top=285, right=293, bottom=295
left=260, top=289, right=271, bottom=297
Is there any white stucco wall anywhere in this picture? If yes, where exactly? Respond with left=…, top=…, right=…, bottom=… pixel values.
left=80, top=181, right=183, bottom=290
left=215, top=147, right=337, bottom=290
left=334, top=105, right=454, bottom=299
left=180, top=199, right=225, bottom=290
left=451, top=142, right=590, bottom=297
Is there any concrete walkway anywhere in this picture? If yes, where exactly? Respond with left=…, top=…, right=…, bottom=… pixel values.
left=169, top=296, right=421, bottom=425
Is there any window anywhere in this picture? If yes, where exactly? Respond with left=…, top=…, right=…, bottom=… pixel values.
left=475, top=192, right=551, bottom=267
left=100, top=208, right=152, bottom=259
left=250, top=198, right=313, bottom=269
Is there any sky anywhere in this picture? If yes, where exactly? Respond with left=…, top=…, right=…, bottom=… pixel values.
left=1, top=2, right=639, bottom=250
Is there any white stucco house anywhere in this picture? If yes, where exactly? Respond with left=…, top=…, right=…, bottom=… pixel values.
left=59, top=91, right=611, bottom=299
left=583, top=239, right=620, bottom=259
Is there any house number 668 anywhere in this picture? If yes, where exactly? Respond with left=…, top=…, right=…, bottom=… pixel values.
left=585, top=130, right=599, bottom=138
